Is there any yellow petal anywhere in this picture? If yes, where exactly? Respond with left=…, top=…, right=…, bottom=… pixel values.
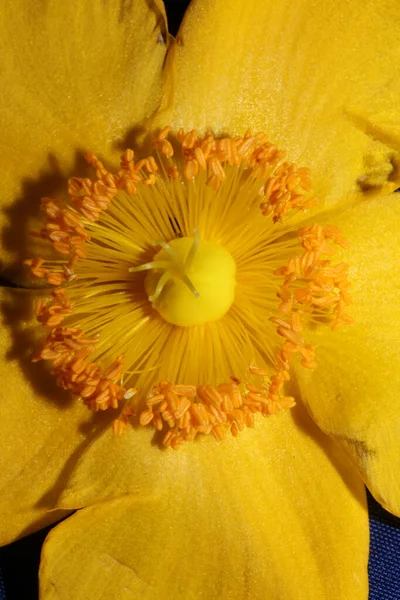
left=0, top=0, right=169, bottom=284
left=293, top=195, right=400, bottom=516
left=0, top=287, right=100, bottom=544
left=172, top=0, right=400, bottom=206
left=41, top=405, right=368, bottom=600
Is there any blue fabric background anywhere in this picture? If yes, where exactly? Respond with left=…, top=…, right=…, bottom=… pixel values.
left=368, top=493, right=400, bottom=599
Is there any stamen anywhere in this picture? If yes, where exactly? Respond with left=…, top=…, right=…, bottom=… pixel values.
left=25, top=126, right=353, bottom=449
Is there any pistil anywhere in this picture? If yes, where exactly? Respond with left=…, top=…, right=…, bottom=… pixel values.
left=129, top=230, right=237, bottom=327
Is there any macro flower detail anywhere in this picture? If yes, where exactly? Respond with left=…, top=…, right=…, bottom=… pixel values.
left=25, top=127, right=352, bottom=449
left=1, top=0, right=400, bottom=598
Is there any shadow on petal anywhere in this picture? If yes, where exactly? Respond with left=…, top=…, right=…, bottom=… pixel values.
left=288, top=377, right=367, bottom=509
left=1, top=289, right=74, bottom=409
left=0, top=151, right=96, bottom=286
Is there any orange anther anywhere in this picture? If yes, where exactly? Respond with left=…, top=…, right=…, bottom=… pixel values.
left=26, top=126, right=352, bottom=449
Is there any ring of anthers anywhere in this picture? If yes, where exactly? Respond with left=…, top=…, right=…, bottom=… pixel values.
left=25, top=126, right=353, bottom=450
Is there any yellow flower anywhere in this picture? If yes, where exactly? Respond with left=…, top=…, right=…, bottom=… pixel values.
left=0, top=0, right=399, bottom=599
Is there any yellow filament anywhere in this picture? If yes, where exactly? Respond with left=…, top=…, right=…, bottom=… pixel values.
left=24, top=126, right=353, bottom=449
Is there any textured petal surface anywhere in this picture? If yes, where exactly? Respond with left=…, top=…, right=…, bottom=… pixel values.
left=294, top=195, right=400, bottom=516
left=172, top=0, right=400, bottom=206
left=0, top=287, right=100, bottom=544
left=0, top=0, right=169, bottom=283
left=40, top=404, right=368, bottom=600
left=41, top=409, right=368, bottom=600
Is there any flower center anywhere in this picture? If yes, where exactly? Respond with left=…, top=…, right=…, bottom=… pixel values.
left=132, top=232, right=236, bottom=327
left=24, top=126, right=354, bottom=450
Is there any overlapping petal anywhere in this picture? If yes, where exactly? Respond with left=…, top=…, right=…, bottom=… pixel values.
left=41, top=405, right=368, bottom=600
left=0, top=1, right=395, bottom=597
left=172, top=0, right=400, bottom=206
left=0, top=0, right=169, bottom=284
left=294, top=195, right=400, bottom=516
left=0, top=288, right=97, bottom=544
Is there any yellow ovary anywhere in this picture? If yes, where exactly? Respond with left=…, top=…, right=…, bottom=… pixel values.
left=136, top=234, right=237, bottom=327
